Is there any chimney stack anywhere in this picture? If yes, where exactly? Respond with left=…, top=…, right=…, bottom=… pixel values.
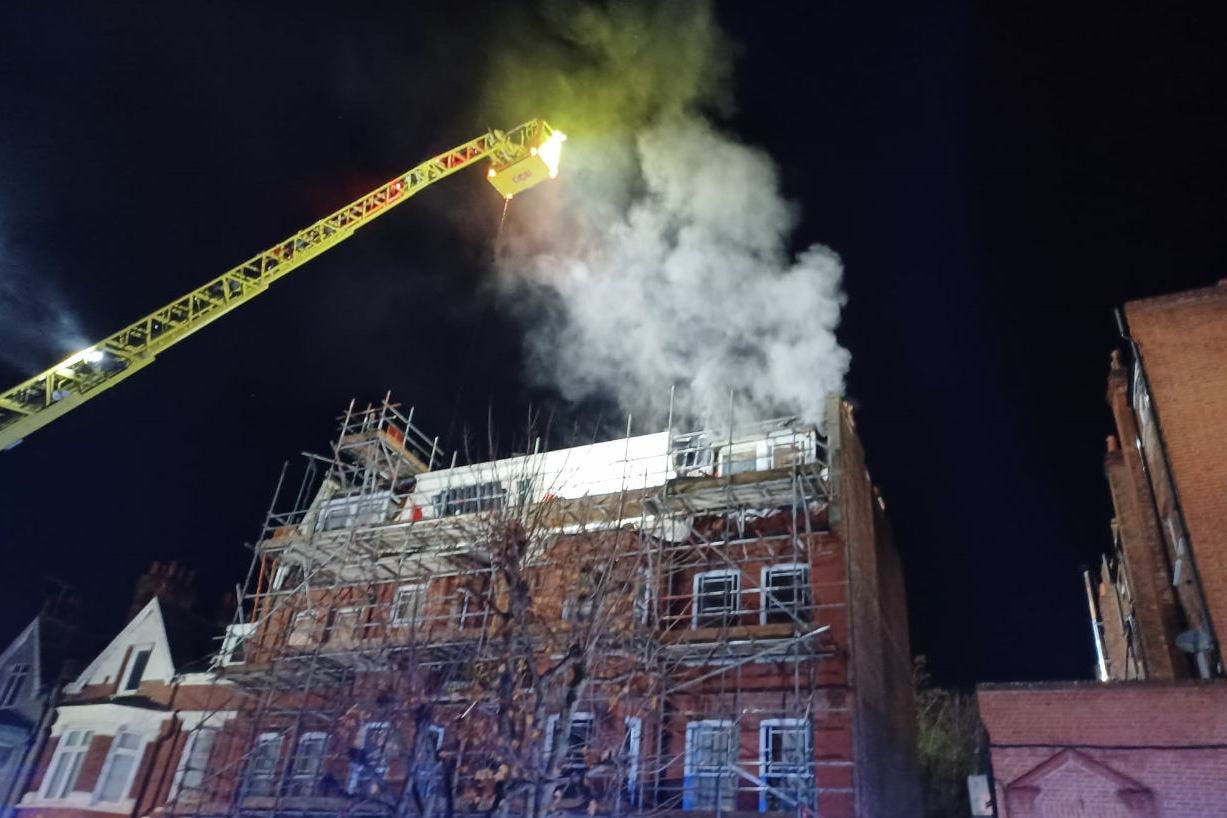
left=126, top=561, right=197, bottom=622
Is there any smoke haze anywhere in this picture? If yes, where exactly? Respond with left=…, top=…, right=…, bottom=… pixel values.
left=0, top=227, right=89, bottom=376
left=484, top=0, right=850, bottom=428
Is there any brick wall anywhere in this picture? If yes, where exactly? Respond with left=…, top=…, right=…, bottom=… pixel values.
left=1125, top=282, right=1227, bottom=664
left=1103, top=365, right=1184, bottom=678
left=979, top=681, right=1227, bottom=817
left=830, top=400, right=921, bottom=818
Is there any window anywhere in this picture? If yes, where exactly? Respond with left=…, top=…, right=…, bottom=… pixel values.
left=634, top=570, right=652, bottom=625
left=171, top=727, right=219, bottom=800
left=243, top=733, right=283, bottom=797
left=121, top=648, right=152, bottom=693
left=454, top=588, right=486, bottom=630
left=318, top=491, right=393, bottom=531
left=95, top=730, right=143, bottom=803
left=433, top=481, right=506, bottom=516
left=390, top=585, right=424, bottom=626
left=623, top=717, right=641, bottom=805
left=760, top=565, right=812, bottom=624
left=771, top=442, right=803, bottom=469
left=724, top=447, right=758, bottom=475
left=562, top=593, right=595, bottom=624
left=672, top=434, right=714, bottom=475
left=285, top=732, right=328, bottom=797
left=220, top=623, right=255, bottom=666
left=545, top=712, right=593, bottom=772
left=42, top=729, right=92, bottom=798
left=684, top=721, right=735, bottom=811
left=287, top=611, right=317, bottom=647
left=348, top=721, right=391, bottom=795
left=759, top=720, right=811, bottom=811
left=1, top=664, right=30, bottom=707
left=326, top=608, right=362, bottom=645
left=693, top=571, right=741, bottom=628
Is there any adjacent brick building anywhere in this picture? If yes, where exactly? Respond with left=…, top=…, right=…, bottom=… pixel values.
left=13, top=571, right=239, bottom=818
left=1095, top=281, right=1227, bottom=680
left=154, top=396, right=920, bottom=818
left=979, top=681, right=1227, bottom=817
left=979, top=282, right=1227, bottom=816
left=0, top=610, right=92, bottom=816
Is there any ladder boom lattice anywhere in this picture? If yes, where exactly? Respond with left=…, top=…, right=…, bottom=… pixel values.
left=0, top=119, right=558, bottom=450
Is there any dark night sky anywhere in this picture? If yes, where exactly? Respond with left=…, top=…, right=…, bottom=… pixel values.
left=0, top=2, right=1224, bottom=686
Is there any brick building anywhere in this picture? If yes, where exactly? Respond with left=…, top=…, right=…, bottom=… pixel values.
left=13, top=570, right=239, bottom=818
left=1094, top=282, right=1227, bottom=680
left=0, top=610, right=91, bottom=816
left=146, top=395, right=918, bottom=818
left=978, top=282, right=1227, bottom=816
left=979, top=681, right=1227, bottom=817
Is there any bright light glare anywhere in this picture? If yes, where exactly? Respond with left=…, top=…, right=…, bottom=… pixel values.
left=538, top=130, right=567, bottom=179
left=56, top=347, right=104, bottom=375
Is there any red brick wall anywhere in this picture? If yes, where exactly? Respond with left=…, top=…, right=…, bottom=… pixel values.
left=831, top=401, right=921, bottom=818
left=979, top=681, right=1227, bottom=817
left=1104, top=364, right=1185, bottom=678
left=1126, top=283, right=1227, bottom=661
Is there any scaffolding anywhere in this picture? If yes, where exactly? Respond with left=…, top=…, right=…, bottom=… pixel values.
left=171, top=394, right=844, bottom=818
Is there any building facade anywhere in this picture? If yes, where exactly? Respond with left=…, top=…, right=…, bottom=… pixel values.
left=136, top=395, right=919, bottom=818
left=1094, top=282, right=1227, bottom=680
left=14, top=594, right=237, bottom=818
left=979, top=282, right=1227, bottom=816
left=0, top=612, right=90, bottom=817
left=979, top=681, right=1227, bottom=817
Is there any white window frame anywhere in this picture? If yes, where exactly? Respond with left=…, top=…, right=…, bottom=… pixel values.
left=683, top=719, right=736, bottom=811
left=757, top=718, right=811, bottom=812
left=348, top=721, right=392, bottom=793
left=390, top=584, right=425, bottom=626
left=692, top=570, right=742, bottom=628
left=93, top=728, right=145, bottom=804
left=219, top=623, right=256, bottom=666
left=759, top=563, right=811, bottom=625
left=286, top=731, right=328, bottom=796
left=243, top=732, right=284, bottom=797
left=40, top=728, right=93, bottom=799
left=170, top=726, right=220, bottom=800
left=119, top=645, right=154, bottom=693
left=0, top=663, right=30, bottom=707
left=544, top=711, right=594, bottom=771
left=623, top=716, right=642, bottom=804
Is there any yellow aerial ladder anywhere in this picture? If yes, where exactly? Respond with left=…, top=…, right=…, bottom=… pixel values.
left=0, top=120, right=566, bottom=450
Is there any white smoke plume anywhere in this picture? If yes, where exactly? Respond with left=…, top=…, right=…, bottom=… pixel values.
left=484, top=1, right=849, bottom=428
left=0, top=228, right=89, bottom=376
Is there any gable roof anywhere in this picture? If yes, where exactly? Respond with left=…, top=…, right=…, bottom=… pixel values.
left=68, top=597, right=222, bottom=691
left=0, top=613, right=95, bottom=696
